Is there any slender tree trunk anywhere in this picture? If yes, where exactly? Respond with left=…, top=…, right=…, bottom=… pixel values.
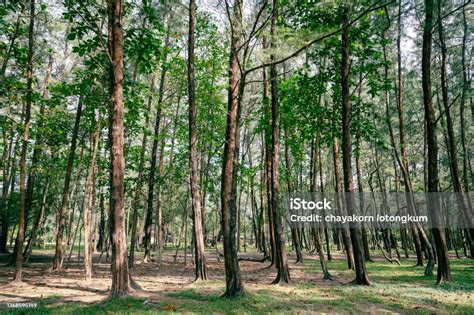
left=437, top=1, right=474, bottom=246
left=144, top=21, right=171, bottom=263
left=392, top=4, right=425, bottom=266
left=221, top=0, right=244, bottom=297
left=354, top=68, right=371, bottom=263
left=97, top=187, right=106, bottom=252
left=1, top=134, right=18, bottom=253
left=460, top=6, right=474, bottom=257
left=270, top=0, right=290, bottom=284
left=163, top=90, right=183, bottom=257
left=22, top=54, right=53, bottom=239
left=310, top=134, right=332, bottom=279
left=24, top=168, right=51, bottom=263
left=188, top=0, right=207, bottom=281
left=129, top=76, right=154, bottom=267
left=52, top=96, right=83, bottom=271
left=460, top=5, right=472, bottom=193
left=341, top=3, right=370, bottom=285
left=284, top=130, right=303, bottom=263
left=107, top=0, right=130, bottom=297
left=21, top=54, right=54, bottom=260
left=12, top=0, right=35, bottom=282
left=259, top=133, right=267, bottom=255
left=66, top=160, right=84, bottom=247
left=422, top=0, right=451, bottom=284
left=332, top=134, right=354, bottom=269
left=317, top=128, right=332, bottom=262
left=355, top=138, right=371, bottom=262
left=262, top=36, right=276, bottom=266
left=155, top=128, right=166, bottom=261
left=84, top=118, right=101, bottom=281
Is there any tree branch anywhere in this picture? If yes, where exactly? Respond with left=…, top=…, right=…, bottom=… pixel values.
left=245, top=1, right=395, bottom=75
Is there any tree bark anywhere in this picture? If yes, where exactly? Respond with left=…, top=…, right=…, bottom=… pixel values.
left=284, top=130, right=303, bottom=263
left=52, top=96, right=83, bottom=271
left=97, top=186, right=106, bottom=252
left=318, top=127, right=332, bottom=262
left=270, top=0, right=290, bottom=284
left=12, top=0, right=35, bottom=282
left=421, top=0, right=451, bottom=284
left=221, top=0, right=244, bottom=297
left=107, top=0, right=130, bottom=297
left=332, top=134, right=354, bottom=270
left=20, top=54, right=54, bottom=261
left=460, top=5, right=473, bottom=193
left=22, top=54, right=53, bottom=242
left=263, top=36, right=276, bottom=266
left=341, top=3, right=370, bottom=285
left=437, top=0, right=474, bottom=248
left=84, top=118, right=101, bottom=281
left=0, top=134, right=18, bottom=253
left=128, top=76, right=154, bottom=267
left=311, top=132, right=332, bottom=280
left=393, top=3, right=425, bottom=266
left=143, top=20, right=171, bottom=263
left=460, top=5, right=474, bottom=257
left=188, top=0, right=207, bottom=281
left=24, top=168, right=51, bottom=263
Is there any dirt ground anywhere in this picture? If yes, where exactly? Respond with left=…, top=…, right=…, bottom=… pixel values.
left=0, top=249, right=472, bottom=313
left=0, top=250, right=340, bottom=301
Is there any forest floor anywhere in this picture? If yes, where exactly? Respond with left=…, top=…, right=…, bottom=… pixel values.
left=0, top=249, right=472, bottom=314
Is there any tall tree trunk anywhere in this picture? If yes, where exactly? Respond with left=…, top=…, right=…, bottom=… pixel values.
left=284, top=129, right=303, bottom=263
left=1, top=133, right=18, bottom=253
left=97, top=186, right=106, bottom=252
left=318, top=128, right=332, bottom=262
left=355, top=138, right=371, bottom=262
left=12, top=0, right=35, bottom=282
left=24, top=170, right=50, bottom=263
left=84, top=118, right=101, bottom=281
left=129, top=76, right=154, bottom=267
left=155, top=127, right=166, bottom=261
left=341, top=3, right=370, bottom=285
left=263, top=36, right=276, bottom=266
left=311, top=133, right=332, bottom=280
left=188, top=0, right=207, bottom=281
left=20, top=54, right=54, bottom=260
left=221, top=0, right=244, bottom=297
left=107, top=0, right=130, bottom=297
left=258, top=133, right=268, bottom=255
left=393, top=3, right=425, bottom=266
left=144, top=20, right=171, bottom=263
left=163, top=89, right=183, bottom=257
left=23, top=54, right=53, bottom=240
left=460, top=6, right=474, bottom=257
left=460, top=5, right=472, bottom=192
left=52, top=96, right=83, bottom=271
left=421, top=0, right=451, bottom=284
left=332, top=134, right=354, bottom=269
left=354, top=68, right=371, bottom=263
left=437, top=0, right=474, bottom=247
left=270, top=0, right=290, bottom=284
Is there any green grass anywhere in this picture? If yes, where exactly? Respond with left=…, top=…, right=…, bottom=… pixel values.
left=2, top=297, right=164, bottom=315
left=2, top=255, right=473, bottom=314
left=309, top=257, right=474, bottom=313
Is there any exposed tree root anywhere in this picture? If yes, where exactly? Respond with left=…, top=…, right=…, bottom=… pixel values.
left=238, top=255, right=269, bottom=262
